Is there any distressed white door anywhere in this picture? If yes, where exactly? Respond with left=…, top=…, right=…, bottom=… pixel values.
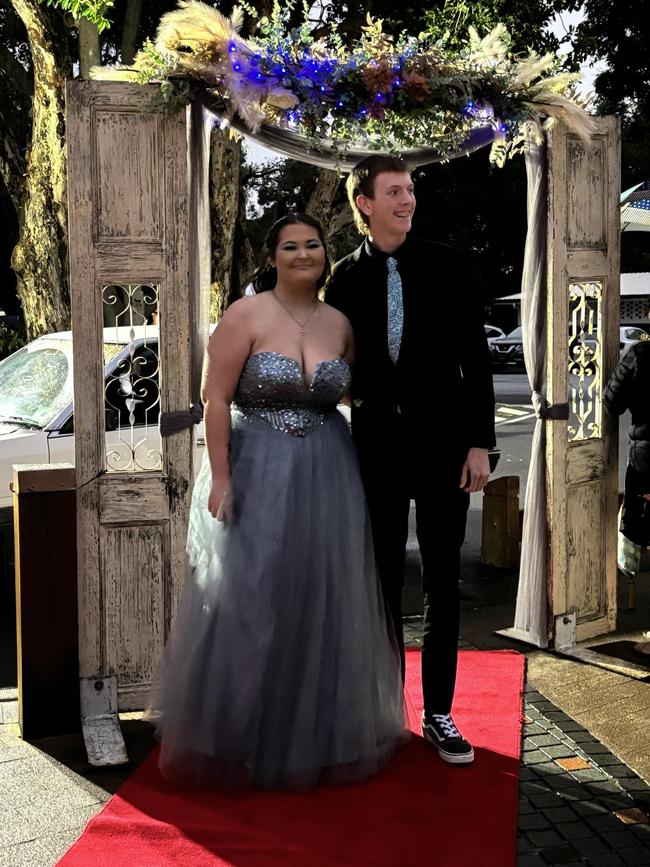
left=546, top=116, right=621, bottom=643
left=66, top=81, right=193, bottom=709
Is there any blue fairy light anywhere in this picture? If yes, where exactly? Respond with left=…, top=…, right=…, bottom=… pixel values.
left=375, top=93, right=386, bottom=103
left=228, top=42, right=237, bottom=53
left=500, top=123, right=508, bottom=132
left=233, top=62, right=243, bottom=72
left=392, top=77, right=402, bottom=88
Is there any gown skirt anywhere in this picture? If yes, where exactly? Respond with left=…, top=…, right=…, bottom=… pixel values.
left=149, top=404, right=407, bottom=791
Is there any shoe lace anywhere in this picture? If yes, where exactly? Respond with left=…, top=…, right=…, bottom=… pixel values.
left=430, top=713, right=461, bottom=739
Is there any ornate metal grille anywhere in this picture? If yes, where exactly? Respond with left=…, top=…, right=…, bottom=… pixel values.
left=102, top=284, right=162, bottom=472
left=567, top=281, right=603, bottom=442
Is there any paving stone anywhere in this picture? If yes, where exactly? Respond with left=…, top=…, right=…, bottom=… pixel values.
left=519, top=797, right=537, bottom=815
left=621, top=779, right=650, bottom=793
left=587, top=856, right=627, bottom=867
left=527, top=829, right=565, bottom=848
left=607, top=765, right=646, bottom=779
left=538, top=845, right=580, bottom=865
left=530, top=761, right=567, bottom=777
left=601, top=795, right=641, bottom=812
left=584, top=742, right=617, bottom=755
left=557, top=821, right=598, bottom=840
left=599, top=753, right=633, bottom=767
left=522, top=780, right=554, bottom=796
left=520, top=767, right=542, bottom=782
left=529, top=792, right=567, bottom=809
left=571, top=800, right=609, bottom=817
left=530, top=734, right=565, bottom=748
left=556, top=757, right=593, bottom=772
left=533, top=701, right=558, bottom=713
left=524, top=750, right=553, bottom=765
left=568, top=730, right=599, bottom=744
left=588, top=781, right=630, bottom=797
left=544, top=711, right=574, bottom=723
left=569, top=768, right=612, bottom=783
left=517, top=854, right=547, bottom=867
left=619, top=848, right=650, bottom=865
left=572, top=836, right=617, bottom=859
left=524, top=724, right=548, bottom=737
left=519, top=813, right=552, bottom=831
left=517, top=835, right=537, bottom=853
left=542, top=807, right=579, bottom=824
left=541, top=745, right=580, bottom=760
left=586, top=812, right=633, bottom=834
left=557, top=786, right=592, bottom=803
left=601, top=830, right=648, bottom=850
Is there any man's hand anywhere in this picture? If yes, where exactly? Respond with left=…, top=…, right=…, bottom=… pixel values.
left=459, top=447, right=491, bottom=493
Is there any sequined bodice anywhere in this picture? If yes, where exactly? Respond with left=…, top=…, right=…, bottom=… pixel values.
left=233, top=351, right=351, bottom=437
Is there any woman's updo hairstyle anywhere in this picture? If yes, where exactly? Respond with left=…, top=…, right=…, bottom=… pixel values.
left=251, top=212, right=331, bottom=294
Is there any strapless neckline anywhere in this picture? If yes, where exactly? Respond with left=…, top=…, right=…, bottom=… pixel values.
left=248, top=351, right=347, bottom=391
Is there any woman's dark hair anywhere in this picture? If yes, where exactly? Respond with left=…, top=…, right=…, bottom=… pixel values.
left=252, top=212, right=331, bottom=293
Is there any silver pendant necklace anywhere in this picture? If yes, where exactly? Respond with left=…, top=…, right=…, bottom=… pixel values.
left=271, top=290, right=318, bottom=337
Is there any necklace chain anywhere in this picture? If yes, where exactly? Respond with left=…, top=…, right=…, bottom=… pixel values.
left=272, top=290, right=318, bottom=336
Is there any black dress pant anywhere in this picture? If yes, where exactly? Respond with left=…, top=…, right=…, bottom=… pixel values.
left=357, top=430, right=470, bottom=716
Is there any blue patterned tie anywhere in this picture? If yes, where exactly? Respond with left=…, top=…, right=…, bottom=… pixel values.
left=387, top=256, right=403, bottom=364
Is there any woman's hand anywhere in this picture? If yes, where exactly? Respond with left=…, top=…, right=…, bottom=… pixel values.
left=208, top=476, right=233, bottom=523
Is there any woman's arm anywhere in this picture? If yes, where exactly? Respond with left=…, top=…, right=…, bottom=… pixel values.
left=201, top=299, right=254, bottom=520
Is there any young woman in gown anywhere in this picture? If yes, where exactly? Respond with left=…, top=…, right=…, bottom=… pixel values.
left=150, top=213, right=406, bottom=790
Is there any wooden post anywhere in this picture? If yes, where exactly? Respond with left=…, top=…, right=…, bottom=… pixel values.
left=13, top=464, right=79, bottom=738
left=481, top=476, right=520, bottom=570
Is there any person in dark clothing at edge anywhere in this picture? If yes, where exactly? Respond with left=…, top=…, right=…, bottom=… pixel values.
left=603, top=325, right=650, bottom=657
left=326, top=155, right=496, bottom=764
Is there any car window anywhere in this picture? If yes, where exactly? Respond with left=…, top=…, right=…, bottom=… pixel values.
left=0, top=344, right=71, bottom=428
left=506, top=327, right=523, bottom=339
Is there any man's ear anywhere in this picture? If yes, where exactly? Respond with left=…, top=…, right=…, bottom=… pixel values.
left=356, top=194, right=373, bottom=218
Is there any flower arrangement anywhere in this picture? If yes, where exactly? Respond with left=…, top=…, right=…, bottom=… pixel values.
left=93, top=0, right=594, bottom=166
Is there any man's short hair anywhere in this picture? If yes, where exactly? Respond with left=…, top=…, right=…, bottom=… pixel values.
left=346, top=155, right=411, bottom=235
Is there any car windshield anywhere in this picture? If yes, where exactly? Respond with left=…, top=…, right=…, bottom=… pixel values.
left=506, top=327, right=523, bottom=339
left=0, top=340, right=124, bottom=429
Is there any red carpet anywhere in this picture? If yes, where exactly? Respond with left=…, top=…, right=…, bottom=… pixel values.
left=58, top=650, right=524, bottom=867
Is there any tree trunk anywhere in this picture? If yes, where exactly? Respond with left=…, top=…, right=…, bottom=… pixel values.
left=10, top=0, right=71, bottom=339
left=120, top=0, right=144, bottom=65
left=209, top=127, right=241, bottom=320
left=306, top=168, right=342, bottom=238
left=77, top=16, right=100, bottom=78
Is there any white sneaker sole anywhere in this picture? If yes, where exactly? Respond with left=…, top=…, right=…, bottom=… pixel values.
left=423, top=728, right=475, bottom=764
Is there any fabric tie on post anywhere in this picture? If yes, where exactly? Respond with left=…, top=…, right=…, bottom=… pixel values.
left=387, top=257, right=403, bottom=365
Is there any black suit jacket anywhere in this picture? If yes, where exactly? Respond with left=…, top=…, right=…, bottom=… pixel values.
left=326, top=236, right=496, bottom=478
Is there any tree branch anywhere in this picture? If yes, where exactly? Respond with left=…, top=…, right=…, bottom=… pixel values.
left=120, top=0, right=143, bottom=65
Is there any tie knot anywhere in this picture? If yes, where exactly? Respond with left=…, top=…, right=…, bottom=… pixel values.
left=387, top=257, right=399, bottom=273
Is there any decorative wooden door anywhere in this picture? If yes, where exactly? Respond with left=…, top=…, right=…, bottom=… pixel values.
left=66, top=81, right=197, bottom=757
left=546, top=116, right=621, bottom=644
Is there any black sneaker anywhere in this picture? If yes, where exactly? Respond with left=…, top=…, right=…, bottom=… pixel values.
left=422, top=713, right=475, bottom=764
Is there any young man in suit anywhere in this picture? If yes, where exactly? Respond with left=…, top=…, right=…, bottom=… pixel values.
left=326, top=155, right=496, bottom=764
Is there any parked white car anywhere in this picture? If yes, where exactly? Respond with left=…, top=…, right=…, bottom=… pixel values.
left=0, top=327, right=210, bottom=515
left=484, top=324, right=505, bottom=345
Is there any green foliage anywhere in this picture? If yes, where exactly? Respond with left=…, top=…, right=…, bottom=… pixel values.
left=38, top=0, right=115, bottom=33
